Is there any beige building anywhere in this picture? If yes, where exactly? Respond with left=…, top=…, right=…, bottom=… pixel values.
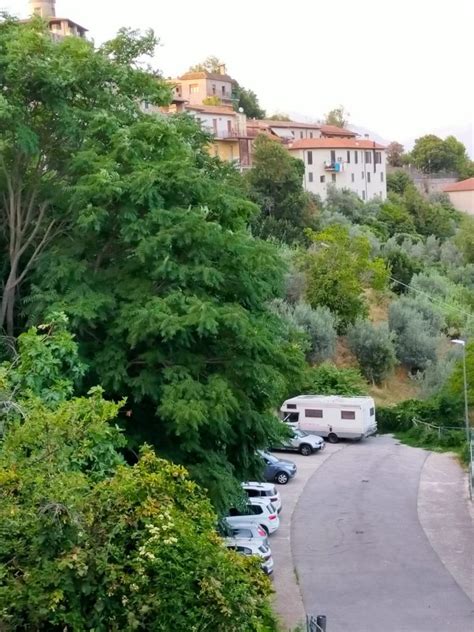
left=288, top=138, right=387, bottom=201
left=28, top=0, right=87, bottom=38
left=172, top=67, right=234, bottom=107
left=443, top=178, right=474, bottom=215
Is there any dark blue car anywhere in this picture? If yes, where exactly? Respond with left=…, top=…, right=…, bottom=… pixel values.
left=258, top=450, right=297, bottom=485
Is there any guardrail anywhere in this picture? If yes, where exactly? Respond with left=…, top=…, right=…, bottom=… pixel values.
left=307, top=614, right=327, bottom=631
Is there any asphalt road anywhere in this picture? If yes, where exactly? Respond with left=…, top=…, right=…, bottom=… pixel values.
left=292, top=435, right=474, bottom=632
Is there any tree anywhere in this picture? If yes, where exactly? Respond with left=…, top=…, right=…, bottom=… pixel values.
left=386, top=170, right=413, bottom=195
left=0, top=19, right=170, bottom=337
left=246, top=134, right=317, bottom=243
left=188, top=55, right=223, bottom=73
left=347, top=319, right=397, bottom=384
left=386, top=141, right=405, bottom=167
left=410, top=134, right=472, bottom=176
left=233, top=82, right=266, bottom=119
left=304, top=225, right=389, bottom=331
left=16, top=26, right=305, bottom=510
left=324, top=105, right=349, bottom=128
left=267, top=112, right=291, bottom=121
left=0, top=326, right=277, bottom=631
left=300, top=363, right=367, bottom=396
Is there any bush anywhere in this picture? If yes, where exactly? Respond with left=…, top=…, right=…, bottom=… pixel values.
left=300, top=363, right=368, bottom=396
left=293, top=303, right=337, bottom=363
left=389, top=296, right=445, bottom=337
left=387, top=170, right=413, bottom=195
left=393, top=316, right=438, bottom=372
left=347, top=320, right=397, bottom=384
left=384, top=248, right=421, bottom=293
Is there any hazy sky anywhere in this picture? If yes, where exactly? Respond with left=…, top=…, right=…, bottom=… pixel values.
left=5, top=0, right=474, bottom=146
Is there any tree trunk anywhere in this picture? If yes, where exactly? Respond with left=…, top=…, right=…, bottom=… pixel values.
left=0, top=260, right=19, bottom=337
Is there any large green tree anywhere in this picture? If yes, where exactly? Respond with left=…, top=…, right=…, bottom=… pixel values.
left=0, top=325, right=277, bottom=631
left=410, top=134, right=473, bottom=176
left=0, top=18, right=170, bottom=337
left=324, top=105, right=349, bottom=128
left=10, top=22, right=303, bottom=509
left=246, top=135, right=317, bottom=243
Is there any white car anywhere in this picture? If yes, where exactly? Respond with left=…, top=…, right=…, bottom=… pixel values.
left=242, top=481, right=282, bottom=513
left=224, top=538, right=274, bottom=575
left=226, top=498, right=280, bottom=535
left=223, top=520, right=269, bottom=545
left=273, top=428, right=325, bottom=456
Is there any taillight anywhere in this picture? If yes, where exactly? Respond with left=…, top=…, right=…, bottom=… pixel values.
left=258, top=527, right=266, bottom=536
left=271, top=497, right=278, bottom=502
left=269, top=514, right=277, bottom=520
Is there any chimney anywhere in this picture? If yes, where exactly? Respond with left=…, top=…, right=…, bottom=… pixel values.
left=29, top=0, right=56, bottom=18
left=218, top=63, right=227, bottom=76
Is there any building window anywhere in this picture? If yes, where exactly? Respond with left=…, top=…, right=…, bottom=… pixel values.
left=365, top=151, right=372, bottom=164
left=221, top=86, right=226, bottom=95
left=362, top=191, right=366, bottom=200
left=320, top=175, right=325, bottom=183
left=341, top=410, right=356, bottom=420
left=306, top=409, right=323, bottom=418
left=381, top=172, right=384, bottom=182
left=310, top=132, right=313, bottom=138
left=351, top=173, right=355, bottom=183
left=212, top=84, right=216, bottom=95
left=361, top=172, right=365, bottom=179
left=354, top=151, right=358, bottom=164
left=308, top=172, right=314, bottom=182
left=330, top=150, right=336, bottom=163
left=300, top=131, right=304, bottom=139
left=332, top=174, right=336, bottom=183
left=347, top=151, right=351, bottom=163
left=367, top=172, right=371, bottom=183
left=375, top=151, right=382, bottom=164
left=212, top=119, right=218, bottom=133
left=189, top=84, right=199, bottom=94
left=307, top=151, right=313, bottom=165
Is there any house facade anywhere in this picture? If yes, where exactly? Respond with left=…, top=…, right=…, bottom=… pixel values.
left=28, top=0, right=87, bottom=38
left=172, top=67, right=234, bottom=107
left=443, top=178, right=474, bottom=215
left=288, top=138, right=387, bottom=201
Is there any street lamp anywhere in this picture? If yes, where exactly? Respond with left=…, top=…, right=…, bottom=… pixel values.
left=451, top=339, right=470, bottom=445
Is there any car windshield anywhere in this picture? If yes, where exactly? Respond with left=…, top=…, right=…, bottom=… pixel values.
left=262, top=452, right=279, bottom=464
left=294, top=429, right=308, bottom=438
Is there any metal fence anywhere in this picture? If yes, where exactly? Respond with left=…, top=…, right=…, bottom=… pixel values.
left=307, top=614, right=327, bottom=632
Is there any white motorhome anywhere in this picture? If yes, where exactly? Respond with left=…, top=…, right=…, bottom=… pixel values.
left=280, top=395, right=377, bottom=443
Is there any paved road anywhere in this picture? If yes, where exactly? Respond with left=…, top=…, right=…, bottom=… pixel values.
left=292, top=435, right=474, bottom=632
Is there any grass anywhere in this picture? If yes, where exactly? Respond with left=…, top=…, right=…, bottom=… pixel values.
left=392, top=428, right=469, bottom=466
left=369, top=366, right=421, bottom=406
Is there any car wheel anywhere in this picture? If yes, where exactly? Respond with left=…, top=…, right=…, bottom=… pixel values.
left=327, top=433, right=339, bottom=444
left=275, top=471, right=289, bottom=485
left=299, top=444, right=313, bottom=456
left=260, top=524, right=269, bottom=535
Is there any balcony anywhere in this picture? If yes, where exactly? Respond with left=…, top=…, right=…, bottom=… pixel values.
left=324, top=161, right=343, bottom=172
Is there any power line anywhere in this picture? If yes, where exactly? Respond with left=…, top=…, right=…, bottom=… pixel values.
left=389, top=275, right=474, bottom=321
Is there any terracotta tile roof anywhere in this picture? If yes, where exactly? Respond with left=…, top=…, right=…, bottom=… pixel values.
left=178, top=71, right=233, bottom=82
left=248, top=119, right=321, bottom=130
left=288, top=138, right=386, bottom=150
left=187, top=105, right=236, bottom=116
left=320, top=124, right=357, bottom=137
left=443, top=177, right=474, bottom=193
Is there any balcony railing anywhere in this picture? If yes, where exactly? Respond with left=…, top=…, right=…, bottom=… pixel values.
left=324, top=161, right=343, bottom=172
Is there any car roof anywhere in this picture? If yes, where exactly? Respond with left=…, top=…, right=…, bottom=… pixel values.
left=282, top=395, right=375, bottom=407
left=248, top=497, right=272, bottom=507
left=224, top=538, right=261, bottom=549
left=242, top=481, right=274, bottom=490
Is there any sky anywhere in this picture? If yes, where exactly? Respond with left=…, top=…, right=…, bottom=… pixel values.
left=5, top=0, right=474, bottom=151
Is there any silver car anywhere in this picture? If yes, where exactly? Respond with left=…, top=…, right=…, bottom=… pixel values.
left=224, top=538, right=274, bottom=575
left=223, top=519, right=269, bottom=545
left=273, top=428, right=325, bottom=456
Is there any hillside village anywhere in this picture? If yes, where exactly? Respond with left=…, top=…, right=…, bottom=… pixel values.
left=0, top=2, right=473, bottom=631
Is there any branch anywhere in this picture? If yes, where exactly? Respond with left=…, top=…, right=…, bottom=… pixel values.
left=15, top=219, right=57, bottom=288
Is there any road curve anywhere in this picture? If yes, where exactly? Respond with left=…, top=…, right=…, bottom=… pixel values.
left=292, top=435, right=473, bottom=632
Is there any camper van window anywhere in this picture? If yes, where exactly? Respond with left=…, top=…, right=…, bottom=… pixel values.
left=286, top=404, right=297, bottom=409
left=341, top=411, right=356, bottom=420
left=284, top=412, right=299, bottom=423
left=370, top=407, right=375, bottom=416
left=305, top=409, right=323, bottom=418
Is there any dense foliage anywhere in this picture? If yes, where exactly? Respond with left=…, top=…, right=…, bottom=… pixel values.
left=347, top=320, right=397, bottom=384
left=0, top=326, right=277, bottom=631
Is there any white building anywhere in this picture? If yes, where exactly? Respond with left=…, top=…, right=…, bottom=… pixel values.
left=288, top=138, right=387, bottom=201
left=443, top=178, right=474, bottom=215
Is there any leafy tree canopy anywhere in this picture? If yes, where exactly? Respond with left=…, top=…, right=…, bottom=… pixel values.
left=409, top=134, right=473, bottom=176
left=267, top=113, right=291, bottom=121
left=324, top=105, right=349, bottom=128
left=188, top=55, right=223, bottom=73
left=9, top=24, right=304, bottom=510
left=0, top=325, right=277, bottom=631
left=386, top=141, right=406, bottom=167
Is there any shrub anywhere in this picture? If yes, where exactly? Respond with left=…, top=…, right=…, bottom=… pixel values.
left=387, top=170, right=413, bottom=195
left=384, top=248, right=421, bottom=293
left=393, top=316, right=438, bottom=372
left=347, top=320, right=397, bottom=384
left=300, top=363, right=368, bottom=396
left=292, top=303, right=337, bottom=363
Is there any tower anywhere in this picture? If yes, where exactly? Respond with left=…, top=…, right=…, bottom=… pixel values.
left=29, top=0, right=56, bottom=18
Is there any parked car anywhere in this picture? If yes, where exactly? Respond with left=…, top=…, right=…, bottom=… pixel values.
left=272, top=428, right=325, bottom=456
left=222, top=519, right=269, bottom=545
left=224, top=538, right=274, bottom=575
left=242, top=481, right=282, bottom=513
left=257, top=450, right=297, bottom=485
left=226, top=497, right=280, bottom=535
